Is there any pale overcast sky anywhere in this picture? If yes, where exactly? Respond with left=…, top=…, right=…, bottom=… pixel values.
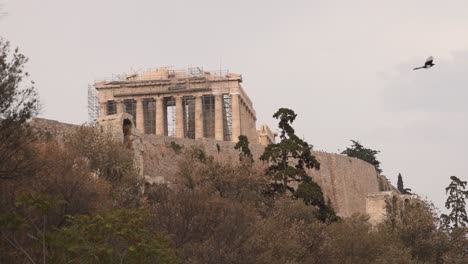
left=2, top=0, right=468, bottom=212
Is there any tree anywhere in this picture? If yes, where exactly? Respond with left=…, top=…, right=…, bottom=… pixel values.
left=64, top=126, right=144, bottom=208
left=341, top=140, right=382, bottom=174
left=0, top=193, right=66, bottom=263
left=50, top=209, right=178, bottom=264
left=397, top=173, right=412, bottom=194
left=0, top=38, right=39, bottom=180
left=260, top=108, right=320, bottom=195
left=440, top=176, right=468, bottom=230
left=383, top=201, right=448, bottom=263
left=295, top=181, right=338, bottom=222
left=234, top=135, right=253, bottom=162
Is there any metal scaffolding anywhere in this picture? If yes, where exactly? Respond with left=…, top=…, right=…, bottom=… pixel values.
left=202, top=95, right=215, bottom=139
left=183, top=96, right=195, bottom=139
left=222, top=94, right=232, bottom=141
left=164, top=97, right=176, bottom=136
left=87, top=84, right=99, bottom=124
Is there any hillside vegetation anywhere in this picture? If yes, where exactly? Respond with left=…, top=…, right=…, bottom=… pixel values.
left=1, top=38, right=466, bottom=263
left=0, top=126, right=466, bottom=263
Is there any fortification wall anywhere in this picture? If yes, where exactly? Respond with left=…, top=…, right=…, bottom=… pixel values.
left=29, top=118, right=79, bottom=142
left=140, top=134, right=380, bottom=218
left=308, top=152, right=379, bottom=217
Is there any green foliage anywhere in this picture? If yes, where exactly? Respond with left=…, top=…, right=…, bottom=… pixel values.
left=15, top=192, right=66, bottom=216
left=296, top=181, right=339, bottom=222
left=0, top=38, right=39, bottom=180
left=0, top=212, right=25, bottom=231
left=397, top=173, right=411, bottom=194
left=0, top=38, right=38, bottom=123
left=260, top=108, right=320, bottom=195
left=1, top=130, right=467, bottom=263
left=0, top=193, right=66, bottom=263
left=234, top=135, right=253, bottom=162
left=49, top=209, right=177, bottom=264
left=216, top=143, right=221, bottom=153
left=197, top=148, right=206, bottom=162
left=170, top=141, right=183, bottom=155
left=189, top=145, right=208, bottom=163
left=0, top=193, right=65, bottom=231
left=441, top=176, right=468, bottom=230
left=44, top=131, right=53, bottom=141
left=259, top=108, right=334, bottom=221
left=341, top=140, right=382, bottom=174
left=296, top=181, right=324, bottom=207
left=397, top=173, right=404, bottom=193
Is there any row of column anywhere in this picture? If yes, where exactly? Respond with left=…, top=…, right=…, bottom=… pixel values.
left=101, top=94, right=241, bottom=142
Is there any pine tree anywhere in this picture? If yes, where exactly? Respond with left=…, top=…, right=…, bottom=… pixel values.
left=234, top=135, right=253, bottom=162
left=440, top=176, right=468, bottom=230
left=341, top=140, right=382, bottom=174
left=260, top=108, right=320, bottom=194
left=397, top=173, right=404, bottom=193
left=397, top=173, right=412, bottom=194
left=0, top=38, right=39, bottom=180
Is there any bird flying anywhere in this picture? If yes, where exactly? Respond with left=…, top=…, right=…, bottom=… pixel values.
left=413, top=56, right=435, bottom=70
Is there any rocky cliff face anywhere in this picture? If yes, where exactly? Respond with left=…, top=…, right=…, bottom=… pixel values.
left=30, top=118, right=381, bottom=218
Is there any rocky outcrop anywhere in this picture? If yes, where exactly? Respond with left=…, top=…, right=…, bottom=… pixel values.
left=30, top=118, right=386, bottom=218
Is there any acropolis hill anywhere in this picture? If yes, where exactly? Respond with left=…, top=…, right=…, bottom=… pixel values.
left=37, top=67, right=400, bottom=219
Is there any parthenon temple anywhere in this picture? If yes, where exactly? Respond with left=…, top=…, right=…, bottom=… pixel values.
left=93, top=67, right=275, bottom=145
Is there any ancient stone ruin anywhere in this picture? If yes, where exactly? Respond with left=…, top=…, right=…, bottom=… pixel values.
left=92, top=67, right=275, bottom=145
left=82, top=66, right=414, bottom=222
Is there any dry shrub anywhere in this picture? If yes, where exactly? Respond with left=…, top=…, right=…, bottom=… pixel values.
left=0, top=125, right=144, bottom=263
left=63, top=126, right=144, bottom=208
left=146, top=149, right=462, bottom=264
left=64, top=126, right=137, bottom=182
left=32, top=141, right=111, bottom=219
left=147, top=153, right=263, bottom=263
left=147, top=151, right=328, bottom=264
left=246, top=199, right=329, bottom=264
left=2, top=125, right=466, bottom=263
left=380, top=202, right=450, bottom=263
left=442, top=227, right=468, bottom=263
left=325, top=215, right=415, bottom=264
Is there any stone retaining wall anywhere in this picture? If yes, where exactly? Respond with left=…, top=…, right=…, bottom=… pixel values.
left=30, top=118, right=382, bottom=218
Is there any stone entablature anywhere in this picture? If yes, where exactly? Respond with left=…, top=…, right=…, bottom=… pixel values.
left=95, top=67, right=259, bottom=144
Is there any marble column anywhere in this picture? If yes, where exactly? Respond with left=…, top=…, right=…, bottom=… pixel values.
left=156, top=97, right=164, bottom=136
left=214, top=94, right=224, bottom=141
left=231, top=94, right=241, bottom=143
left=175, top=96, right=184, bottom=138
left=195, top=95, right=204, bottom=139
left=136, top=98, right=144, bottom=132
